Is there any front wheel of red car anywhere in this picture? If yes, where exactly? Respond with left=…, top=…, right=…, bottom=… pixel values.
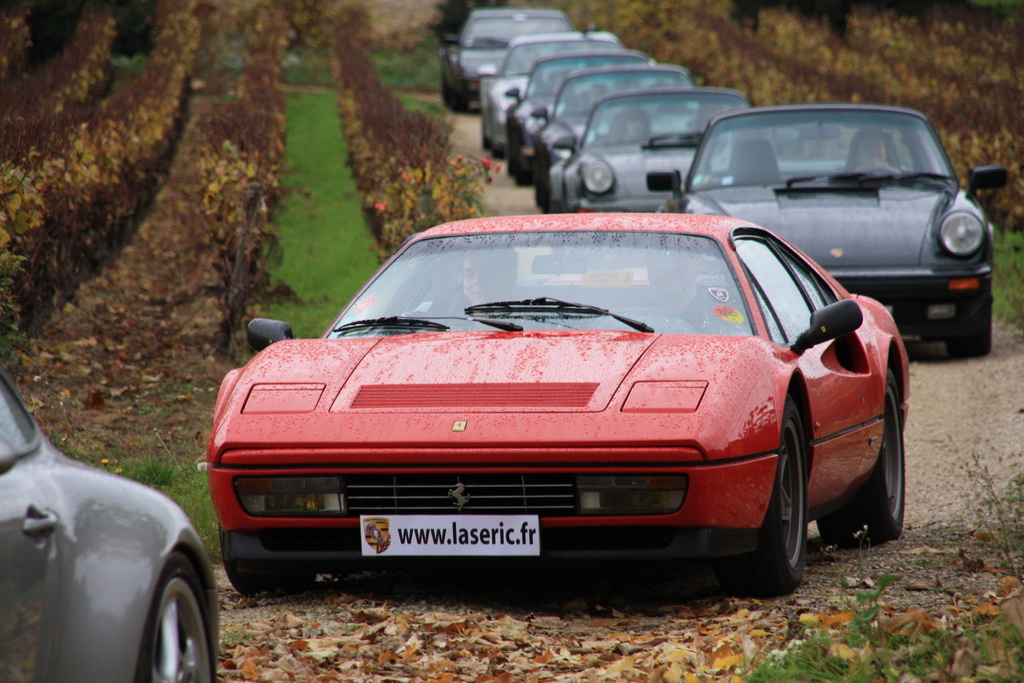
left=135, top=553, right=215, bottom=683
left=714, top=397, right=808, bottom=597
left=817, top=368, right=905, bottom=548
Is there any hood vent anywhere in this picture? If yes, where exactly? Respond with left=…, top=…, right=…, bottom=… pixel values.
left=350, top=382, right=599, bottom=409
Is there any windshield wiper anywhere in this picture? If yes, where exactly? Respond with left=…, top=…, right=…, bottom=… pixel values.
left=465, top=297, right=654, bottom=333
left=887, top=172, right=956, bottom=187
left=333, top=315, right=523, bottom=334
left=644, top=132, right=703, bottom=148
left=332, top=316, right=451, bottom=334
left=464, top=36, right=508, bottom=48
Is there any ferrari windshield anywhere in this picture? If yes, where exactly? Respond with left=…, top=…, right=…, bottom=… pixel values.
left=583, top=91, right=749, bottom=148
left=331, top=231, right=752, bottom=336
left=689, top=109, right=955, bottom=190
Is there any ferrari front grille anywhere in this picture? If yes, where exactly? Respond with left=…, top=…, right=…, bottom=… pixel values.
left=345, top=473, right=577, bottom=515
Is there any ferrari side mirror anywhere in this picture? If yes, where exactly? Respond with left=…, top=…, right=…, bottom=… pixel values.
left=790, top=299, right=862, bottom=355
left=247, top=318, right=294, bottom=352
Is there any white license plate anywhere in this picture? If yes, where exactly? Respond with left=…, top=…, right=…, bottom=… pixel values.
left=360, top=514, right=540, bottom=557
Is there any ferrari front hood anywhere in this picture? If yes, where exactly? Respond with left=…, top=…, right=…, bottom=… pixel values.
left=332, top=331, right=653, bottom=412
left=693, top=185, right=949, bottom=268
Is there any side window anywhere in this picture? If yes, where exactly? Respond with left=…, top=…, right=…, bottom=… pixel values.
left=735, top=238, right=813, bottom=345
left=776, top=246, right=837, bottom=309
left=0, top=377, right=37, bottom=451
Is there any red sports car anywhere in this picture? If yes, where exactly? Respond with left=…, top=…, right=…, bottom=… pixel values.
left=207, top=214, right=909, bottom=598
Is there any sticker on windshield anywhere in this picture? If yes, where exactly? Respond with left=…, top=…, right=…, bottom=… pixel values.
left=582, top=270, right=634, bottom=288
left=713, top=306, right=745, bottom=324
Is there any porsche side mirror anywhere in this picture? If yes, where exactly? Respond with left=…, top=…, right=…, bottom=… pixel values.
left=648, top=170, right=684, bottom=211
left=530, top=105, right=548, bottom=120
left=967, top=165, right=1007, bottom=196
left=247, top=318, right=294, bottom=352
left=790, top=299, right=862, bottom=355
left=442, top=33, right=458, bottom=45
left=505, top=86, right=521, bottom=99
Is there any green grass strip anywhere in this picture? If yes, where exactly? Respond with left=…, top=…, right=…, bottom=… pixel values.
left=263, top=89, right=380, bottom=339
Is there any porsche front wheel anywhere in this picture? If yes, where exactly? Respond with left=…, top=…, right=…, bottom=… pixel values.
left=714, top=397, right=807, bottom=597
left=817, top=368, right=905, bottom=547
left=135, top=553, right=215, bottom=683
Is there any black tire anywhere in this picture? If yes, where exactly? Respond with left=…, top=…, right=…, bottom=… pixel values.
left=714, top=397, right=808, bottom=597
left=817, top=368, right=905, bottom=548
left=946, top=325, right=992, bottom=358
left=134, top=552, right=215, bottom=683
left=513, top=154, right=532, bottom=185
left=223, top=558, right=317, bottom=596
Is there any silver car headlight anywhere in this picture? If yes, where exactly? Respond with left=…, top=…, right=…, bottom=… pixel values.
left=582, top=161, right=614, bottom=194
left=939, top=212, right=985, bottom=256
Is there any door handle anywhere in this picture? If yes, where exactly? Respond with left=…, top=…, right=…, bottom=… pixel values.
left=22, top=505, right=59, bottom=537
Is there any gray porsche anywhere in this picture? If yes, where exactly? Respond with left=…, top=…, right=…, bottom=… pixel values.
left=550, top=87, right=749, bottom=213
left=653, top=103, right=1007, bottom=357
left=0, top=367, right=218, bottom=682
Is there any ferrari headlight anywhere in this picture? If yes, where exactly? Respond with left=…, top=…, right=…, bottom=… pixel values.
left=939, top=212, right=984, bottom=256
left=236, top=476, right=345, bottom=516
left=577, top=475, right=687, bottom=515
left=582, top=162, right=614, bottom=194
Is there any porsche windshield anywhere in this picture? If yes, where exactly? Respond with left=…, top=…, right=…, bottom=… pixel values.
left=331, top=231, right=752, bottom=336
left=583, top=92, right=749, bottom=148
left=689, top=109, right=954, bottom=190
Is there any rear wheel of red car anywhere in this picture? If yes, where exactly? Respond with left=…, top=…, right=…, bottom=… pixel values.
left=223, top=558, right=317, bottom=596
left=134, top=552, right=215, bottom=683
left=714, top=397, right=807, bottom=597
left=817, top=368, right=905, bottom=548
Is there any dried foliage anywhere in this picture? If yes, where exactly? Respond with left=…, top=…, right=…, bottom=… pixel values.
left=0, top=7, right=31, bottom=82
left=196, top=2, right=288, bottom=354
left=0, top=0, right=201, bottom=337
left=332, top=3, right=491, bottom=259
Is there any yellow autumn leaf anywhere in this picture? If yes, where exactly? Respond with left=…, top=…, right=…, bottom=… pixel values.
left=711, top=653, right=744, bottom=669
left=829, top=643, right=856, bottom=660
left=799, top=613, right=820, bottom=625
left=605, top=655, right=635, bottom=674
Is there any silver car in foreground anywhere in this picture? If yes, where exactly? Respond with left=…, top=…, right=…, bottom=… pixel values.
left=0, top=367, right=218, bottom=682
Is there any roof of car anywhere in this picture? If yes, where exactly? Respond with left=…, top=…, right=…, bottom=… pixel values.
left=408, top=213, right=759, bottom=241
left=466, top=7, right=570, bottom=17
left=591, top=86, right=749, bottom=106
left=706, top=102, right=928, bottom=124
left=530, top=48, right=648, bottom=68
left=504, top=31, right=620, bottom=48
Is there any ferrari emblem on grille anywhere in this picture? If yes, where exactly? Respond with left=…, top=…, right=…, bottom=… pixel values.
left=448, top=482, right=470, bottom=511
left=452, top=421, right=467, bottom=432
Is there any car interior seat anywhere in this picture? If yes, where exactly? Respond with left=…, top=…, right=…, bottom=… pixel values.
left=728, top=140, right=781, bottom=185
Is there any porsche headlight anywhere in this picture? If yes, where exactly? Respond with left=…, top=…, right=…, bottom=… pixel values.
left=237, top=476, right=345, bottom=516
left=582, top=162, right=614, bottom=194
left=577, top=476, right=687, bottom=515
left=939, top=212, right=985, bottom=256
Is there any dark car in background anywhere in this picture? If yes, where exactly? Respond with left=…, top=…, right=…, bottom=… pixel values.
left=479, top=31, right=623, bottom=157
left=655, top=103, right=1006, bottom=357
left=439, top=7, right=572, bottom=112
left=505, top=49, right=651, bottom=184
left=531, top=64, right=694, bottom=211
left=0, top=367, right=218, bottom=682
left=550, top=87, right=749, bottom=213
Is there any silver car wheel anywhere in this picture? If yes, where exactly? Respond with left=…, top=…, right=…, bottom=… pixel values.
left=153, top=576, right=208, bottom=683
